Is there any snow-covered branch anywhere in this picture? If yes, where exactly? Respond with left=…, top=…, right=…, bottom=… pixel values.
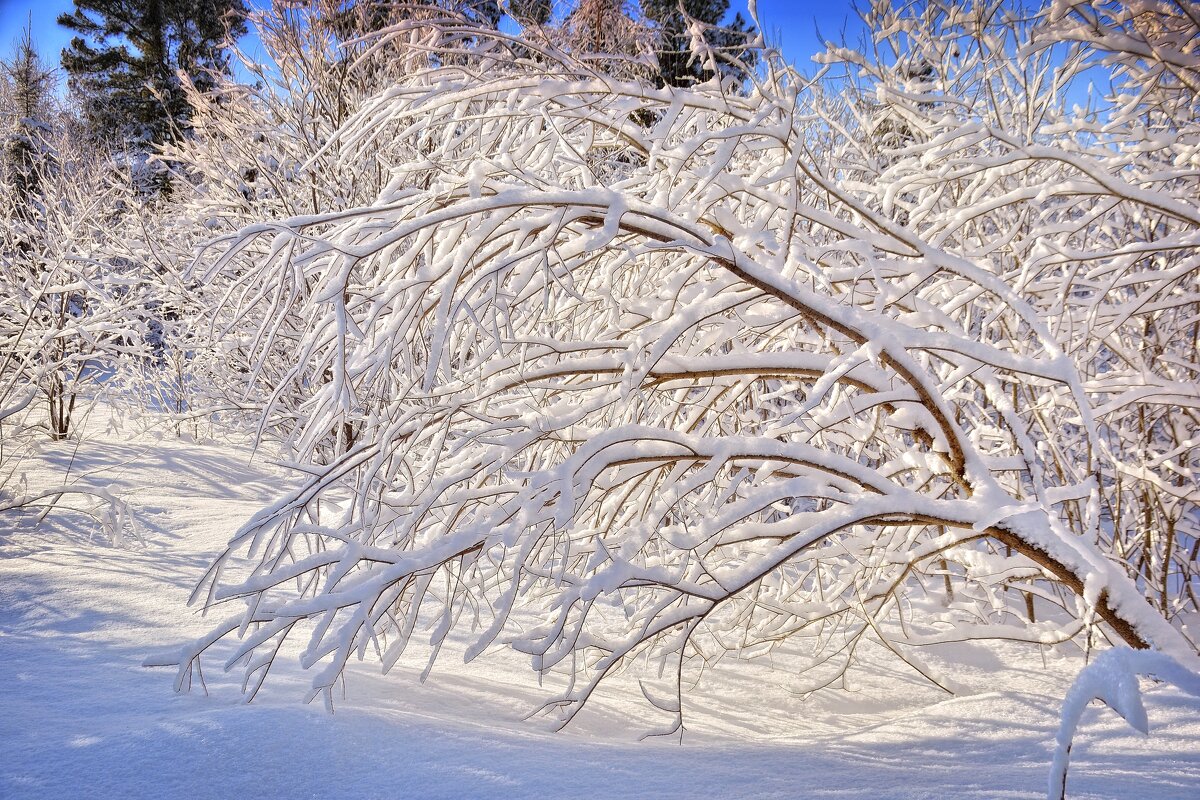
left=154, top=3, right=1199, bottom=730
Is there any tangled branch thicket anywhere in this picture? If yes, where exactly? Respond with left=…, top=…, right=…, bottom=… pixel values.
left=146, top=0, right=1198, bottom=731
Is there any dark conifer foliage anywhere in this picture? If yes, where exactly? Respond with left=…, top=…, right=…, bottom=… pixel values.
left=510, top=0, right=552, bottom=26
left=58, top=0, right=248, bottom=147
left=1, top=23, right=57, bottom=206
left=641, top=0, right=756, bottom=87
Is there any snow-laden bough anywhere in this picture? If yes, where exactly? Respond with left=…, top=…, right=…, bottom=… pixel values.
left=147, top=3, right=1199, bottom=745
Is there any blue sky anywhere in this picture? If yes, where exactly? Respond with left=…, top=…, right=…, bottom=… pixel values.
left=0, top=1, right=862, bottom=80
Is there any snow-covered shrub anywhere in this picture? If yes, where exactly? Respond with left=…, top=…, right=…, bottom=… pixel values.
left=148, top=0, right=441, bottom=441
left=0, top=27, right=154, bottom=542
left=156, top=4, right=1198, bottom=732
left=0, top=126, right=151, bottom=543
left=0, top=107, right=152, bottom=441
left=817, top=0, right=1200, bottom=626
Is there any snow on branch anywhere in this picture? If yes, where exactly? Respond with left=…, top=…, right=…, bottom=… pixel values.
left=1050, top=647, right=1200, bottom=800
left=153, top=2, right=1199, bottom=731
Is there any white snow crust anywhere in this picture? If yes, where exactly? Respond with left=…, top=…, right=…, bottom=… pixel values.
left=2, top=424, right=1197, bottom=799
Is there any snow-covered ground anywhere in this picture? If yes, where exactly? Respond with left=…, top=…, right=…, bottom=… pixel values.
left=2, top=423, right=1198, bottom=799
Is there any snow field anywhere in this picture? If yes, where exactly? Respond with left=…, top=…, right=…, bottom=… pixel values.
left=1, top=424, right=1198, bottom=799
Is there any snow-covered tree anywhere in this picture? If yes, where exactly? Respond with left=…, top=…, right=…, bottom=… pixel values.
left=153, top=3, right=1198, bottom=734
left=0, top=129, right=147, bottom=442
left=1036, top=0, right=1200, bottom=621
left=640, top=0, right=757, bottom=87
left=145, top=1, right=453, bottom=441
left=0, top=125, right=147, bottom=543
left=0, top=26, right=147, bottom=548
left=559, top=0, right=646, bottom=63
left=1, top=26, right=148, bottom=444
left=816, top=0, right=1200, bottom=624
left=1, top=23, right=58, bottom=206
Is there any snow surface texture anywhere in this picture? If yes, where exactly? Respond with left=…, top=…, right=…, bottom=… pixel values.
left=2, top=425, right=1198, bottom=799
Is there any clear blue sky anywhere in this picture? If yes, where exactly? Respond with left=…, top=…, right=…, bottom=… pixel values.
left=0, top=0, right=861, bottom=80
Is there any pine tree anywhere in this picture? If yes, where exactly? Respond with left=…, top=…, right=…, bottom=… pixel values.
left=563, top=0, right=643, bottom=57
left=1, top=22, right=57, bottom=207
left=57, top=0, right=248, bottom=147
left=327, top=0, right=504, bottom=33
left=510, top=0, right=552, bottom=27
left=640, top=0, right=756, bottom=87
left=463, top=0, right=504, bottom=29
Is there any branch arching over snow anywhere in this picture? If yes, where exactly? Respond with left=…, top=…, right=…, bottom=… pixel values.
left=152, top=4, right=1200, bottom=725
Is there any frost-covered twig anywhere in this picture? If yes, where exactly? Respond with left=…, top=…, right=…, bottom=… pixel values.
left=1049, top=647, right=1200, bottom=800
